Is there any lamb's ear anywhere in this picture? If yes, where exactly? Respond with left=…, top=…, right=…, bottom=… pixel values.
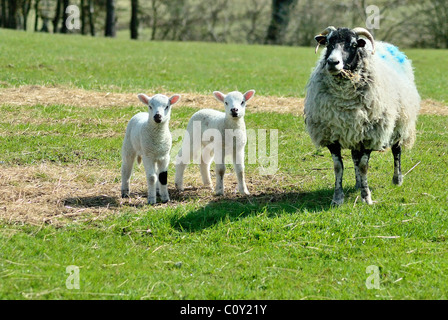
left=169, top=94, right=181, bottom=105
left=243, top=90, right=255, bottom=101
left=138, top=93, right=151, bottom=105
left=213, top=91, right=226, bottom=102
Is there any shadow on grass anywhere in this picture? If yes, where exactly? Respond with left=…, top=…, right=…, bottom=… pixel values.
left=63, top=195, right=120, bottom=208
left=170, top=187, right=354, bottom=232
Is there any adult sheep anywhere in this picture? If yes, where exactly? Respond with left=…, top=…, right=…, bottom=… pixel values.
left=304, top=26, right=420, bottom=205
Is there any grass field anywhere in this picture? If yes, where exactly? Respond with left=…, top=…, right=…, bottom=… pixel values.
left=1, top=29, right=448, bottom=300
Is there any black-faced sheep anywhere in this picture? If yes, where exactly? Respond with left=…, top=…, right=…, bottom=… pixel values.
left=304, top=26, right=420, bottom=205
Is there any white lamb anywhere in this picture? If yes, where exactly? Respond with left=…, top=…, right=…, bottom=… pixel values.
left=121, top=93, right=181, bottom=204
left=174, top=90, right=255, bottom=196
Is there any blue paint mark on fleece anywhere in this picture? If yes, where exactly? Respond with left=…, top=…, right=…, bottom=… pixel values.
left=381, top=44, right=407, bottom=64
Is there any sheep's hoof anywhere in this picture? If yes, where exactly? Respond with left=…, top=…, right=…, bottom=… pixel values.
left=203, top=183, right=213, bottom=190
left=174, top=183, right=184, bottom=192
left=331, top=199, right=344, bottom=206
left=121, top=191, right=130, bottom=198
left=361, top=196, right=373, bottom=205
left=147, top=198, right=157, bottom=205
left=161, top=196, right=170, bottom=204
left=393, top=174, right=403, bottom=186
left=331, top=193, right=344, bottom=206
left=215, top=190, right=224, bottom=196
left=239, top=189, right=250, bottom=196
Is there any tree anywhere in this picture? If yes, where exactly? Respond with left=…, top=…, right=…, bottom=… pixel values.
left=265, top=0, right=298, bottom=44
left=52, top=0, right=62, bottom=32
left=60, top=0, right=70, bottom=33
left=1, top=0, right=7, bottom=28
left=88, top=0, right=95, bottom=36
left=105, top=0, right=116, bottom=37
left=130, top=0, right=138, bottom=39
left=7, top=0, right=18, bottom=29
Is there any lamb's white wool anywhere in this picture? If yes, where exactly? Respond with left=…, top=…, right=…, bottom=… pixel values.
left=305, top=27, right=420, bottom=205
left=175, top=90, right=255, bottom=196
left=121, top=93, right=180, bottom=204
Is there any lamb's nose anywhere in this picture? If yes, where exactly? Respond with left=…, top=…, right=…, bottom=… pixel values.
left=231, top=108, right=238, bottom=113
left=154, top=114, right=162, bottom=123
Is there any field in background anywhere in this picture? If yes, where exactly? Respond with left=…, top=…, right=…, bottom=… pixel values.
left=1, top=29, right=448, bottom=300
left=2, top=29, right=448, bottom=102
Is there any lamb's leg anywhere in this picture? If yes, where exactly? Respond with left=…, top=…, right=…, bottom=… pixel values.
left=157, top=158, right=170, bottom=203
left=215, top=148, right=226, bottom=196
left=121, top=150, right=136, bottom=198
left=352, top=146, right=373, bottom=204
left=351, top=149, right=362, bottom=189
left=392, top=142, right=403, bottom=186
left=142, top=156, right=157, bottom=205
left=233, top=148, right=249, bottom=195
left=328, top=143, right=344, bottom=205
left=175, top=145, right=191, bottom=191
left=200, top=158, right=213, bottom=189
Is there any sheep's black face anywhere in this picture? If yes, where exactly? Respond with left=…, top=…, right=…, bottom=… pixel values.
left=316, top=28, right=366, bottom=75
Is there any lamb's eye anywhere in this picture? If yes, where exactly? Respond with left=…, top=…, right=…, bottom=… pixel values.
left=225, top=102, right=228, bottom=106
left=241, top=101, right=245, bottom=106
left=148, top=105, right=153, bottom=110
left=165, top=105, right=169, bottom=110
left=352, top=43, right=358, bottom=48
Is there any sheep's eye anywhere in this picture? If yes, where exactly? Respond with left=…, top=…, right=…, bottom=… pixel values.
left=225, top=102, right=228, bottom=106
left=148, top=105, right=153, bottom=110
left=241, top=101, right=245, bottom=106
left=352, top=42, right=358, bottom=48
left=165, top=105, right=169, bottom=110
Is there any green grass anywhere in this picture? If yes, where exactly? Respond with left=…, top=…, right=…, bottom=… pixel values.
left=1, top=29, right=448, bottom=300
left=1, top=29, right=448, bottom=102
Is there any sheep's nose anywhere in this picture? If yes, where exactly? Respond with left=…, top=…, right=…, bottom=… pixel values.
left=154, top=114, right=162, bottom=123
left=327, top=58, right=340, bottom=67
left=231, top=108, right=238, bottom=113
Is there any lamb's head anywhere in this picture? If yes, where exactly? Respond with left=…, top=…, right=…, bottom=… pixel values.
left=138, top=93, right=180, bottom=124
left=314, top=26, right=375, bottom=76
left=213, top=90, right=255, bottom=119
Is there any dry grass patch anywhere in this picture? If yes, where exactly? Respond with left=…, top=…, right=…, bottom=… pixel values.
left=1, top=85, right=447, bottom=115
left=0, top=162, right=301, bottom=226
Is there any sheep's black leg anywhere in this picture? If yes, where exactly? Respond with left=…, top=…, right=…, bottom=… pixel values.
left=353, top=146, right=373, bottom=204
left=328, top=142, right=344, bottom=205
left=392, top=142, right=403, bottom=186
left=351, top=149, right=362, bottom=189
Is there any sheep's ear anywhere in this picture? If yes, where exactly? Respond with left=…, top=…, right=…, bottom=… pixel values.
left=357, top=39, right=366, bottom=48
left=138, top=93, right=151, bottom=105
left=213, top=91, right=226, bottom=102
left=169, top=94, right=181, bottom=105
left=244, top=90, right=255, bottom=101
left=314, top=35, right=327, bottom=45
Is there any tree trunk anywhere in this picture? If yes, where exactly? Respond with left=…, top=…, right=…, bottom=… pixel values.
left=60, top=0, right=69, bottom=33
left=1, top=0, right=7, bottom=28
left=130, top=0, right=138, bottom=39
left=7, top=0, right=18, bottom=29
left=265, top=0, right=298, bottom=45
left=105, top=0, right=116, bottom=37
left=34, top=0, right=40, bottom=31
left=80, top=0, right=86, bottom=34
left=53, top=0, right=62, bottom=32
left=22, top=0, right=32, bottom=30
left=88, top=0, right=95, bottom=36
left=150, top=0, right=158, bottom=40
